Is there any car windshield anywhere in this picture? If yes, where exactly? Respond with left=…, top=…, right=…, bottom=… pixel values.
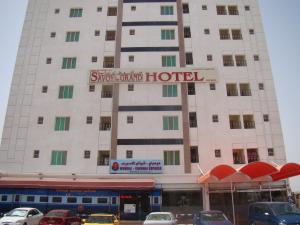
left=271, top=203, right=300, bottom=216
left=201, top=212, right=227, bottom=221
left=6, top=209, right=28, bottom=217
left=147, top=214, right=172, bottom=221
left=46, top=212, right=66, bottom=217
left=86, top=216, right=114, bottom=223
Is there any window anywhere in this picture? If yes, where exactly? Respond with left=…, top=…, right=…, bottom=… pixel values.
left=184, top=27, right=191, bottom=38
left=62, top=57, right=76, bottom=69
left=258, top=83, right=264, bottom=90
left=228, top=5, right=239, bottom=15
left=163, top=116, right=179, bottom=130
left=27, top=196, right=35, bottom=202
left=97, top=151, right=110, bottom=166
left=232, top=29, right=242, bottom=40
left=55, top=8, right=60, bottom=14
left=202, top=5, right=207, bottom=10
left=223, top=55, right=234, bottom=66
left=106, top=30, right=116, bottom=41
left=97, top=7, right=102, bottom=12
left=67, top=197, right=77, bottom=203
left=50, top=32, right=56, bottom=38
left=207, top=55, right=213, bottom=61
left=129, top=55, right=134, bottom=62
left=268, top=148, right=274, bottom=156
left=226, top=83, right=238, bottom=96
left=247, top=148, right=259, bottom=163
left=243, top=115, right=255, bottom=129
left=129, top=29, right=135, bottom=35
left=92, top=56, right=98, bottom=62
left=215, top=149, right=221, bottom=158
left=66, top=31, right=80, bottom=42
left=15, top=195, right=20, bottom=202
left=52, top=197, right=62, bottom=203
left=70, top=8, right=83, bottom=17
left=162, top=56, right=176, bottom=67
left=219, top=29, right=230, bottom=40
left=126, top=150, right=133, bottom=159
left=233, top=149, right=245, bottom=164
left=42, top=86, right=48, bottom=93
left=185, top=52, right=193, bottom=65
left=249, top=29, right=255, bottom=35
left=190, top=146, right=199, bottom=163
left=59, top=86, right=73, bottom=99
left=161, top=29, right=175, bottom=40
left=254, top=55, right=260, bottom=61
left=182, top=3, right=189, bottom=13
left=55, top=117, right=70, bottom=131
left=162, top=84, right=177, bottom=97
left=131, top=6, right=136, bottom=11
left=86, top=116, right=93, bottom=124
left=240, top=83, right=251, bottom=96
left=204, top=29, right=210, bottom=34
left=229, top=115, right=241, bottom=129
left=51, top=151, right=67, bottom=165
left=37, top=117, right=44, bottom=125
left=216, top=6, right=227, bottom=15
left=263, top=114, right=269, bottom=122
left=98, top=198, right=108, bottom=204
left=39, top=196, right=48, bottom=203
left=107, top=7, right=117, bottom=16
left=245, top=5, right=250, bottom=11
left=189, top=112, right=197, bottom=128
left=46, top=58, right=52, bottom=64
left=100, top=117, right=111, bottom=131
left=89, top=85, right=95, bottom=92
left=84, top=150, right=91, bottom=159
left=101, top=85, right=113, bottom=98
left=188, top=83, right=195, bottom=95
left=103, top=56, right=114, bottom=68
left=95, top=30, right=100, bottom=36
left=128, top=84, right=134, bottom=91
left=82, top=197, right=92, bottom=204
left=127, top=116, right=133, bottom=124
left=235, top=55, right=247, bottom=66
left=164, top=151, right=180, bottom=165
left=33, top=150, right=40, bottom=158
left=210, top=83, right=216, bottom=90
left=212, top=115, right=219, bottom=123
left=161, top=6, right=174, bottom=15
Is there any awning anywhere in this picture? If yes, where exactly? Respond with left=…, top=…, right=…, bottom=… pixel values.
left=0, top=178, right=155, bottom=190
left=198, top=162, right=300, bottom=184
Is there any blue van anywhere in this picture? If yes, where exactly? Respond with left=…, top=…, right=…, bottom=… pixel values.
left=249, top=202, right=300, bottom=225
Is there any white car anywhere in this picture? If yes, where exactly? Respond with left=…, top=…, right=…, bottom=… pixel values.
left=144, top=212, right=177, bottom=225
left=0, top=208, right=43, bottom=225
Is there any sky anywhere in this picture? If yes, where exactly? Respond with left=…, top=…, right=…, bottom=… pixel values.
left=0, top=1, right=300, bottom=190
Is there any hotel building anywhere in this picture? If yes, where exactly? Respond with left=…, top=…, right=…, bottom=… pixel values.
left=0, top=0, right=297, bottom=224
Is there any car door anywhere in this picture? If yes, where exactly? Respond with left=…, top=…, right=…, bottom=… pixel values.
left=29, top=209, right=43, bottom=225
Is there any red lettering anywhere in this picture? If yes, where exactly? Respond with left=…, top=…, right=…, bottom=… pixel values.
left=183, top=72, right=194, bottom=81
left=172, top=72, right=182, bottom=81
left=146, top=72, right=157, bottom=82
left=158, top=72, right=172, bottom=81
left=90, top=71, right=99, bottom=83
left=194, top=72, right=204, bottom=81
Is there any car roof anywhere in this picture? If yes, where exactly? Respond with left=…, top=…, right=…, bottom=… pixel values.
left=89, top=214, right=115, bottom=216
left=148, top=212, right=173, bottom=215
left=13, top=207, right=37, bottom=211
left=47, top=210, right=69, bottom=212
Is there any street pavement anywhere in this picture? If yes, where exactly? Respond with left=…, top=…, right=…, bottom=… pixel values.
left=121, top=220, right=194, bottom=225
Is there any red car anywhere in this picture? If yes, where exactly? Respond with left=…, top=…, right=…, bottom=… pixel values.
left=39, top=210, right=81, bottom=225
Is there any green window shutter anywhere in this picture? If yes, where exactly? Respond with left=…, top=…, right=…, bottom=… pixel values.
left=61, top=151, right=67, bottom=165
left=69, top=86, right=73, bottom=98
left=175, top=151, right=180, bottom=165
left=173, top=85, right=178, bottom=97
left=173, top=117, right=179, bottom=130
left=162, top=85, right=168, bottom=97
left=62, top=58, right=67, bottom=69
left=55, top=118, right=59, bottom=131
left=71, top=58, right=76, bottom=68
left=66, top=32, right=70, bottom=42
left=75, top=32, right=80, bottom=41
left=171, top=56, right=176, bottom=66
left=170, top=30, right=175, bottom=39
left=167, top=85, right=173, bottom=97
left=170, top=7, right=174, bottom=15
left=168, top=117, right=174, bottom=130
left=65, top=117, right=70, bottom=130
left=59, top=86, right=64, bottom=98
left=164, top=151, right=168, bottom=165
left=163, top=117, right=168, bottom=130
left=78, top=9, right=83, bottom=17
left=162, top=56, right=166, bottom=67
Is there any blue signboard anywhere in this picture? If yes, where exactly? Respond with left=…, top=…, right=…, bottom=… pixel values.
left=110, top=160, right=163, bottom=174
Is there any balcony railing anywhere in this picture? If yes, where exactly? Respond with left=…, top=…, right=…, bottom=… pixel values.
left=240, top=89, right=252, bottom=96
left=230, top=121, right=241, bottom=129
left=227, top=89, right=238, bottom=96
left=244, top=121, right=255, bottom=129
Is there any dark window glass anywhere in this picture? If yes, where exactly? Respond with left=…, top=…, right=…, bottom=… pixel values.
left=33, top=150, right=40, bottom=158
left=27, top=196, right=35, bottom=202
left=202, top=5, right=207, bottom=10
left=40, top=196, right=49, bottom=203
left=84, top=150, right=91, bottom=159
left=1, top=195, right=8, bottom=202
left=82, top=197, right=92, bottom=203
left=188, top=83, right=195, bottom=95
left=184, top=27, right=191, bottom=38
left=190, top=146, right=199, bottom=163
left=52, top=197, right=62, bottom=203
left=67, top=197, right=77, bottom=203
left=182, top=4, right=189, bottom=13
left=98, top=198, right=108, bottom=204
left=215, top=149, right=221, bottom=158
left=189, top=112, right=197, bottom=128
left=210, top=83, right=216, bottom=90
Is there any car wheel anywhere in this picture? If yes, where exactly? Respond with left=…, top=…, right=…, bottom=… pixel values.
left=23, top=223, right=27, bottom=225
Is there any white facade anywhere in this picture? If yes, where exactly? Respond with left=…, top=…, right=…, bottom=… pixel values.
left=0, top=0, right=287, bottom=218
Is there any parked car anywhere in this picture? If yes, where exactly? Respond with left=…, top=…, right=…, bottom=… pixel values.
left=194, top=210, right=233, bottom=225
left=0, top=207, right=43, bottom=225
left=82, top=214, right=119, bottom=225
left=143, top=212, right=177, bottom=225
left=249, top=202, right=300, bottom=225
left=39, top=210, right=81, bottom=225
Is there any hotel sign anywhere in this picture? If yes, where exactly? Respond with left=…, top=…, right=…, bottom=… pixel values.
left=89, top=68, right=216, bottom=84
left=110, top=160, right=163, bottom=174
